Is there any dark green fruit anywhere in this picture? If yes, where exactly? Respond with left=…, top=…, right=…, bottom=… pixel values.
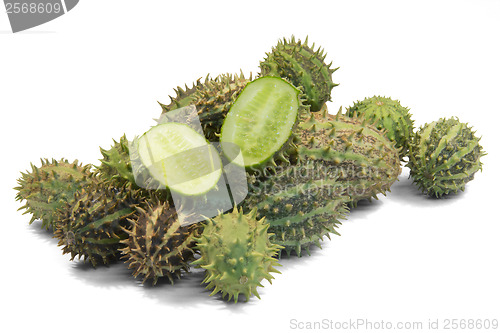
left=408, top=117, right=485, bottom=197
left=242, top=162, right=349, bottom=257
left=53, top=180, right=139, bottom=266
left=259, top=36, right=338, bottom=112
left=347, top=96, right=414, bottom=160
left=15, top=158, right=93, bottom=230
left=193, top=207, right=282, bottom=302
left=121, top=198, right=200, bottom=284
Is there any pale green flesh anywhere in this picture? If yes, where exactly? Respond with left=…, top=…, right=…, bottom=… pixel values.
left=221, top=76, right=299, bottom=167
left=137, top=123, right=222, bottom=196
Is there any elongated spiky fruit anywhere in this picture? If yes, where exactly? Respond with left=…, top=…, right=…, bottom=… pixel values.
left=294, top=107, right=402, bottom=205
left=193, top=207, right=282, bottom=303
left=347, top=96, right=414, bottom=160
left=407, top=117, right=485, bottom=197
left=15, top=158, right=93, bottom=230
left=159, top=72, right=250, bottom=141
left=54, top=180, right=139, bottom=266
left=120, top=199, right=201, bottom=284
left=242, top=162, right=349, bottom=257
left=259, top=35, right=338, bottom=112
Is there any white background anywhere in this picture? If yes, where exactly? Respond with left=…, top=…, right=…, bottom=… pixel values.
left=1, top=1, right=499, bottom=332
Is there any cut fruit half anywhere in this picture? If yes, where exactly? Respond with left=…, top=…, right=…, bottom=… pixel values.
left=137, top=123, right=222, bottom=196
left=220, top=76, right=300, bottom=168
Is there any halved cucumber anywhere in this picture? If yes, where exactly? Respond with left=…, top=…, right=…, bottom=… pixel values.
left=137, top=123, right=222, bottom=196
left=220, top=76, right=300, bottom=168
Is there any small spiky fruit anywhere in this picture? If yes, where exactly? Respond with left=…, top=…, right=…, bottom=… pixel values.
left=54, top=180, right=139, bottom=266
left=259, top=35, right=338, bottom=112
left=347, top=96, right=414, bottom=160
left=159, top=72, right=250, bottom=141
left=294, top=107, right=402, bottom=205
left=407, top=117, right=485, bottom=197
left=242, top=162, right=349, bottom=257
left=120, top=199, right=200, bottom=284
left=15, top=158, right=93, bottom=230
left=193, top=207, right=282, bottom=303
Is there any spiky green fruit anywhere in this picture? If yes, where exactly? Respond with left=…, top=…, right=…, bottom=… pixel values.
left=407, top=117, right=485, bottom=197
left=347, top=96, right=414, bottom=160
left=221, top=76, right=307, bottom=170
left=54, top=180, right=140, bottom=266
left=159, top=72, right=250, bottom=141
left=242, top=162, right=349, bottom=257
left=294, top=107, right=402, bottom=205
left=193, top=207, right=282, bottom=303
left=259, top=35, right=338, bottom=112
left=120, top=199, right=201, bottom=284
left=15, top=158, right=93, bottom=230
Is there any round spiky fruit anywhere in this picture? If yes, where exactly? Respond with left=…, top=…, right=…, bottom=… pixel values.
left=159, top=72, right=250, bottom=141
left=293, top=107, right=402, bottom=205
left=15, top=158, right=93, bottom=230
left=193, top=207, right=282, bottom=303
left=259, top=35, right=339, bottom=112
left=347, top=96, right=414, bottom=160
left=120, top=198, right=201, bottom=285
left=407, top=117, right=485, bottom=197
left=54, top=180, right=140, bottom=266
left=242, top=161, right=349, bottom=257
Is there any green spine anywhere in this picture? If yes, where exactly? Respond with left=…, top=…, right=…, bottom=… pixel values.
left=159, top=76, right=206, bottom=111
left=259, top=35, right=338, bottom=112
left=96, top=134, right=136, bottom=187
left=407, top=117, right=485, bottom=197
left=294, top=107, right=402, bottom=205
left=193, top=207, right=282, bottom=303
left=120, top=198, right=201, bottom=284
left=15, top=158, right=93, bottom=230
left=347, top=96, right=414, bottom=160
left=159, top=72, right=250, bottom=141
left=242, top=163, right=349, bottom=257
left=54, top=179, right=139, bottom=266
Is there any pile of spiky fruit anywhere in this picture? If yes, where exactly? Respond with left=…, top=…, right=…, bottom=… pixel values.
left=15, top=36, right=485, bottom=303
